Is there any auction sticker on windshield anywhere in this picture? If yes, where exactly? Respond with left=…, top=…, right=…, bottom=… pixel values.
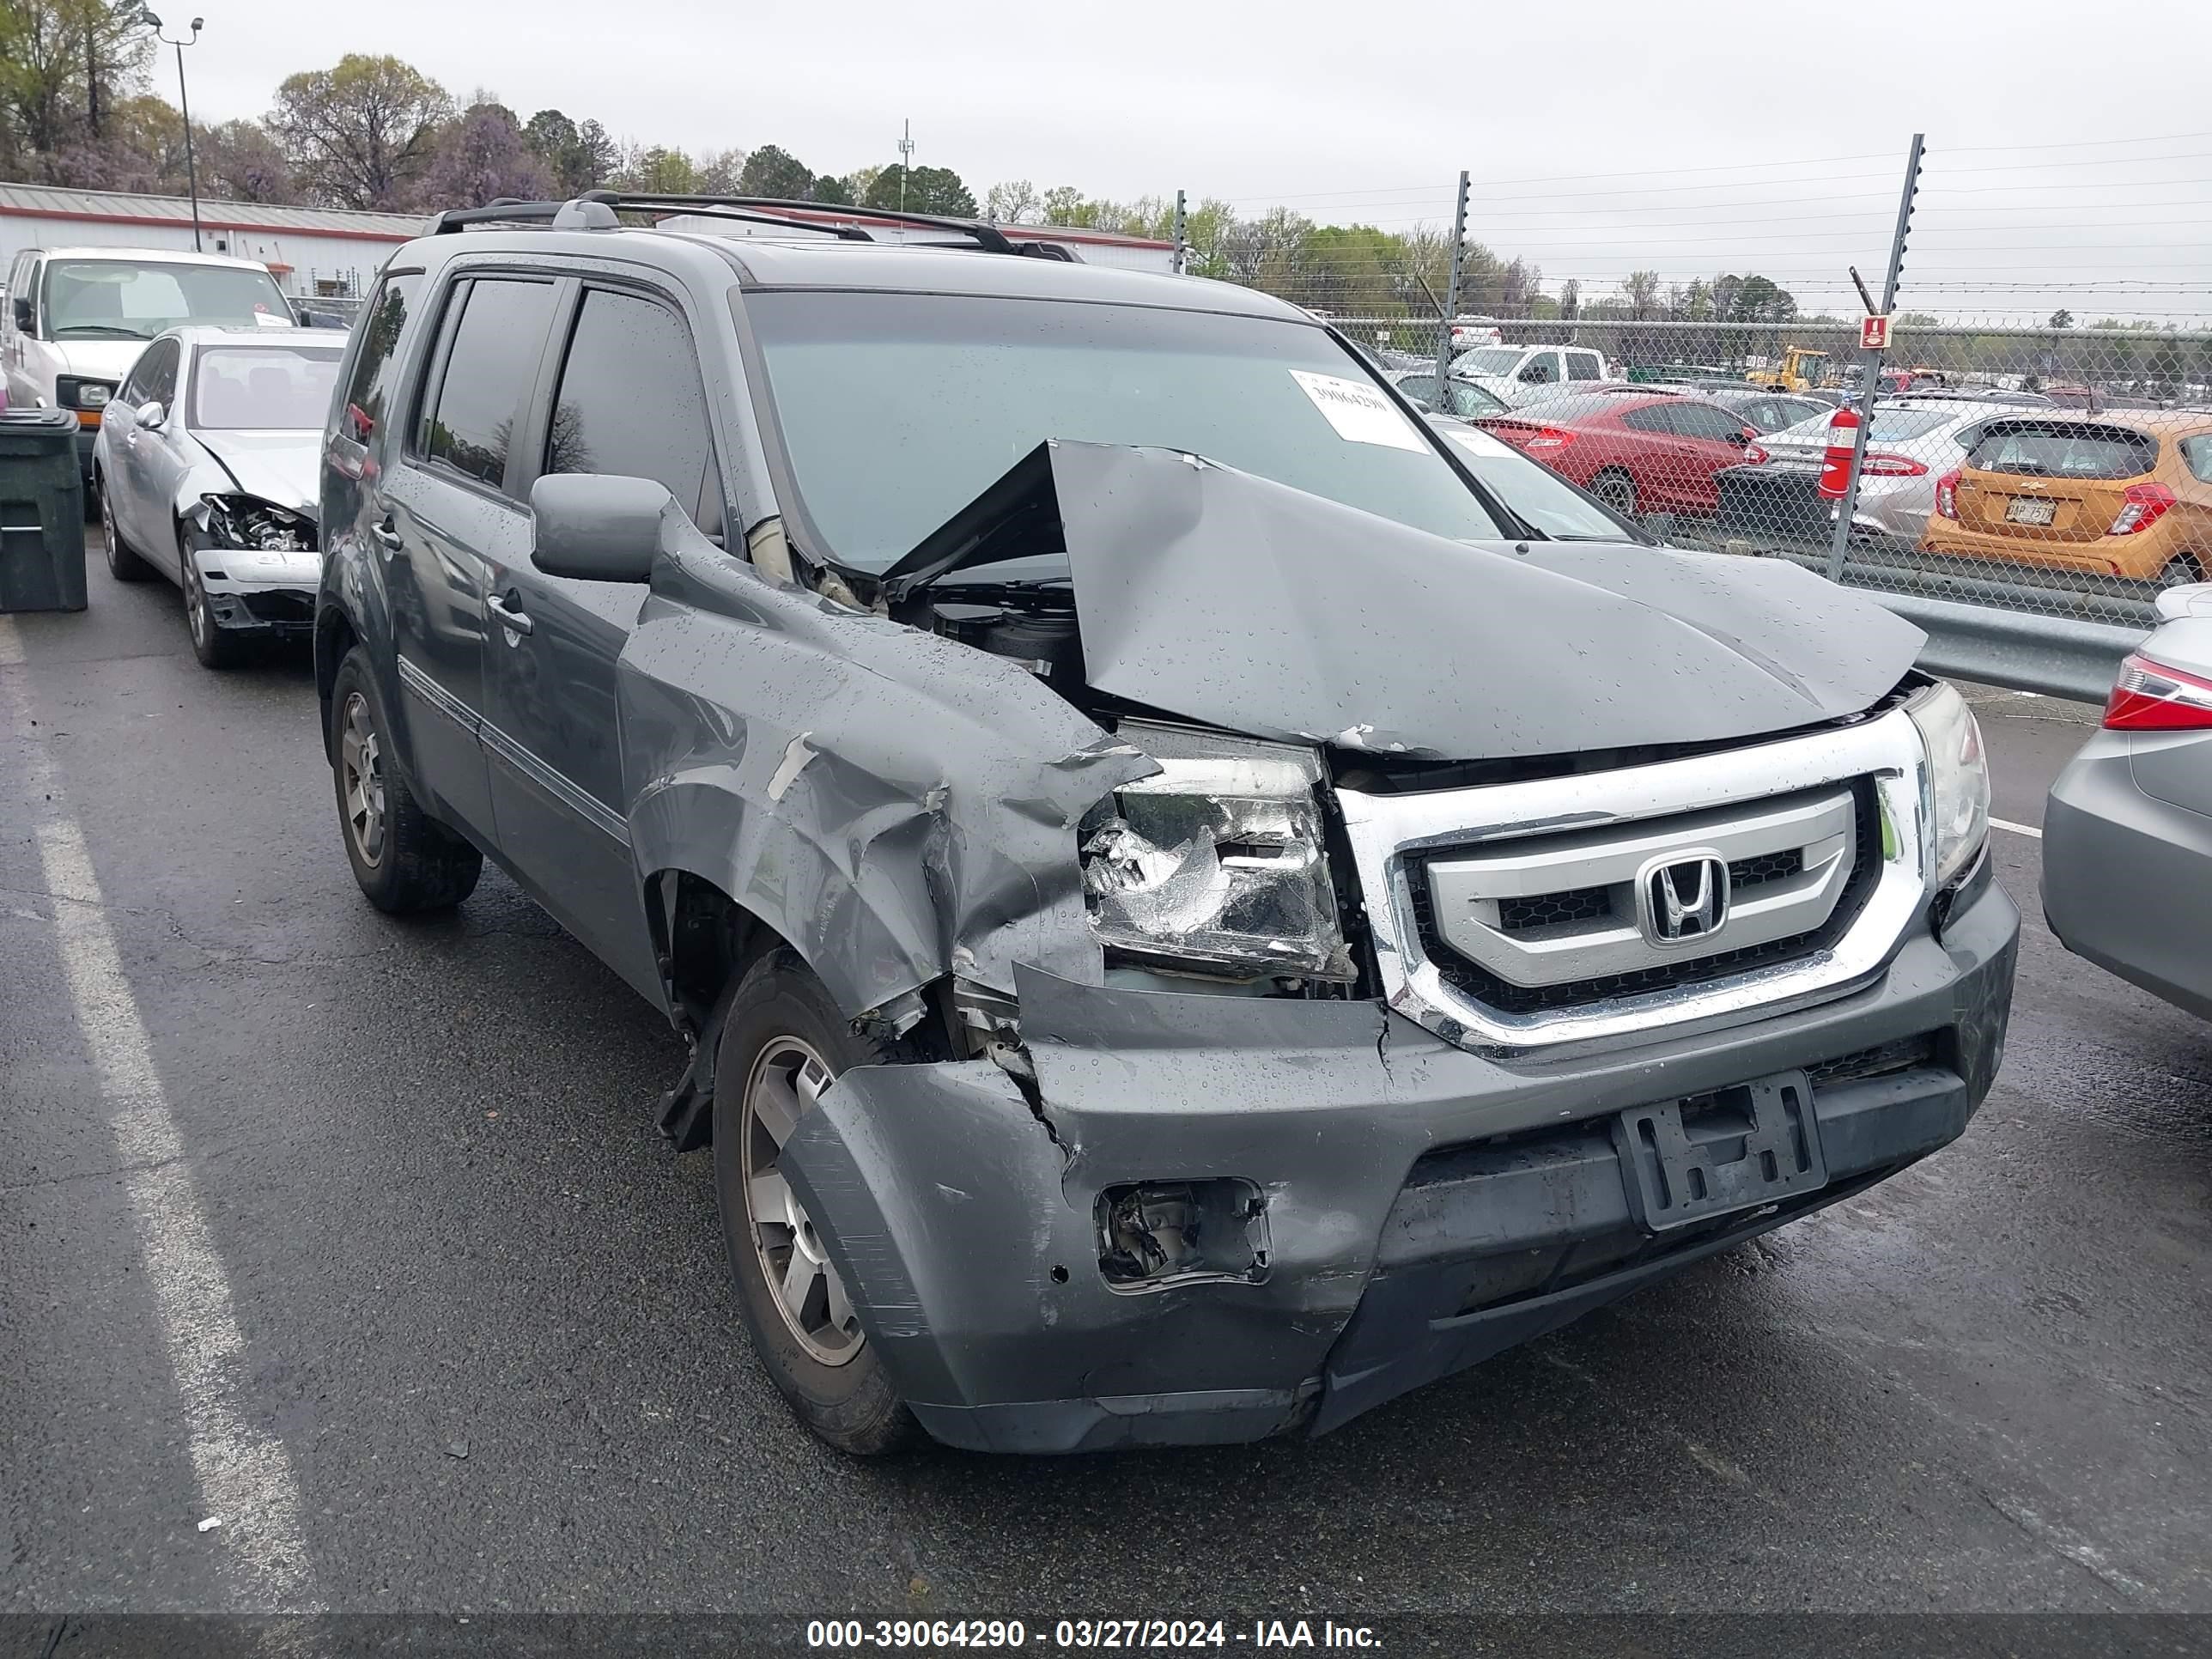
left=1290, top=370, right=1426, bottom=452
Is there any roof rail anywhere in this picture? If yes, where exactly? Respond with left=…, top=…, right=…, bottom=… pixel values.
left=428, top=192, right=1084, bottom=261
left=577, top=191, right=1034, bottom=256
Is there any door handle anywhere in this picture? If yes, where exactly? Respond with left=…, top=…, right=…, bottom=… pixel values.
left=370, top=518, right=403, bottom=559
left=488, top=592, right=534, bottom=636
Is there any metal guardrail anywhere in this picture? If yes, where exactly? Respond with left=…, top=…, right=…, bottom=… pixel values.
left=1867, top=592, right=2142, bottom=706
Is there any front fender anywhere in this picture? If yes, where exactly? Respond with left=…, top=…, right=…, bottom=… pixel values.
left=618, top=539, right=1155, bottom=1018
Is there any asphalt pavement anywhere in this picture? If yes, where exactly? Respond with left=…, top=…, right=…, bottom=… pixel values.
left=3, top=538, right=2209, bottom=1626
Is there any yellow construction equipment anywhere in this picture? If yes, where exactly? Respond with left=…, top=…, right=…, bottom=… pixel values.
left=1746, top=346, right=1833, bottom=393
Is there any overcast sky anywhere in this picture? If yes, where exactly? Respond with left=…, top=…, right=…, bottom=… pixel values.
left=176, top=0, right=2212, bottom=322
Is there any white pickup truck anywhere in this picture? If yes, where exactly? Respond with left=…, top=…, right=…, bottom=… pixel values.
left=1449, top=341, right=1610, bottom=406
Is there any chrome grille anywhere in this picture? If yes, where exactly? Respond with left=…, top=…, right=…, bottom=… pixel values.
left=1333, top=707, right=1932, bottom=1054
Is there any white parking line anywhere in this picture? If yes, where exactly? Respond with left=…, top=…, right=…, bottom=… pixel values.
left=1991, top=817, right=2045, bottom=839
left=0, top=613, right=318, bottom=1608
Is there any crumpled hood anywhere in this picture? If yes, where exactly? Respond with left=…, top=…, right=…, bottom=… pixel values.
left=887, top=441, right=1926, bottom=763
left=193, top=431, right=320, bottom=519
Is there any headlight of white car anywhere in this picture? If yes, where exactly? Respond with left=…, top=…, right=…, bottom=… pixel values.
left=1906, top=681, right=1990, bottom=888
left=1079, top=723, right=1354, bottom=982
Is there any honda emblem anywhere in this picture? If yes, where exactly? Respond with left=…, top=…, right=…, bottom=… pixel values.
left=1641, top=854, right=1731, bottom=945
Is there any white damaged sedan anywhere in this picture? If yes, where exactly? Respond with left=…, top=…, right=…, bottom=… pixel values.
left=91, top=325, right=341, bottom=668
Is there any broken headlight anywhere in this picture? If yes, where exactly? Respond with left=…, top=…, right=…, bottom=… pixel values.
left=1080, top=723, right=1354, bottom=982
left=202, top=494, right=317, bottom=554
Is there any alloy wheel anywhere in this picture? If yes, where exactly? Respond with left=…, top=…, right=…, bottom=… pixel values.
left=184, top=559, right=210, bottom=649
left=339, top=691, right=387, bottom=869
left=741, top=1035, right=863, bottom=1366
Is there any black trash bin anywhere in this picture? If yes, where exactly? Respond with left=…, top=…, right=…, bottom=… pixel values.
left=0, top=408, right=88, bottom=612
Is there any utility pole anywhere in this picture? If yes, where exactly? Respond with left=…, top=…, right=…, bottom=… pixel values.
left=1826, top=132, right=1924, bottom=581
left=143, top=11, right=204, bottom=252
left=896, top=118, right=914, bottom=212
left=1433, top=171, right=1470, bottom=383
left=1171, top=189, right=1187, bottom=275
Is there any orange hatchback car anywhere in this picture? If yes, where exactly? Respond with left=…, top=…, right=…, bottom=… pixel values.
left=1921, top=412, right=2212, bottom=586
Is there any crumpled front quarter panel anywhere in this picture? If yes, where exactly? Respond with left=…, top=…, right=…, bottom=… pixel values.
left=617, top=544, right=1155, bottom=1015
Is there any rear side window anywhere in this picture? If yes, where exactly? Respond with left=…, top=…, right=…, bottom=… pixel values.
left=1966, top=421, right=2158, bottom=481
left=544, top=288, right=723, bottom=538
left=420, top=276, right=559, bottom=491
left=339, top=270, right=421, bottom=447
left=1673, top=404, right=1753, bottom=442
left=1566, top=352, right=1602, bottom=381
left=1620, top=404, right=1680, bottom=434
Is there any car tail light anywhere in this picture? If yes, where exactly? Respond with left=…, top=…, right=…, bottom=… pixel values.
left=2107, top=483, right=2177, bottom=536
left=2104, top=653, right=2212, bottom=731
left=1934, top=469, right=1960, bottom=520
left=1744, top=443, right=1771, bottom=465
left=1523, top=427, right=1575, bottom=450
left=1860, top=453, right=1929, bottom=477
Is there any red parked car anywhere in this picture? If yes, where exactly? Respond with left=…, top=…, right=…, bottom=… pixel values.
left=1473, top=391, right=1757, bottom=518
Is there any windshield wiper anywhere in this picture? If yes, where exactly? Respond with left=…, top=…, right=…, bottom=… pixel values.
left=53, top=324, right=151, bottom=339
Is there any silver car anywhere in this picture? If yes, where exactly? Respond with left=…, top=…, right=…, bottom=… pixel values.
left=2045, top=584, right=2212, bottom=1020
left=1750, top=399, right=2017, bottom=542
left=90, top=325, right=340, bottom=668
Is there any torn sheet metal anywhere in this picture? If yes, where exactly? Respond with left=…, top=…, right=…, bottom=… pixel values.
left=895, top=441, right=1928, bottom=763
left=619, top=536, right=1155, bottom=1018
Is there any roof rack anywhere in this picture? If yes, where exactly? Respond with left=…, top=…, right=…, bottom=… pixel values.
left=429, top=191, right=1080, bottom=260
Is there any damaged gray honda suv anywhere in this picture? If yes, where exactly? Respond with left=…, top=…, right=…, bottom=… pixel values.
left=314, top=193, right=2017, bottom=1455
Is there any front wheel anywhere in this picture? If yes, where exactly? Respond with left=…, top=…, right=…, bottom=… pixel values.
left=713, top=948, right=920, bottom=1456
left=327, top=646, right=483, bottom=914
left=180, top=532, right=247, bottom=670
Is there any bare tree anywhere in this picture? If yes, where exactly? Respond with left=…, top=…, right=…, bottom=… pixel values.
left=267, top=54, right=453, bottom=209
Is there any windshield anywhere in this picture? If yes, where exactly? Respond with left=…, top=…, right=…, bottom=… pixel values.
left=1446, top=381, right=1507, bottom=417
left=191, top=346, right=343, bottom=430
left=747, top=293, right=1506, bottom=570
left=1437, top=424, right=1643, bottom=542
left=1452, top=347, right=1524, bottom=378
left=42, top=260, right=293, bottom=342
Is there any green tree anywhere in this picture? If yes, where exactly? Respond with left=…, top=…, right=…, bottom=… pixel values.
left=808, top=173, right=854, bottom=204
left=865, top=163, right=975, bottom=216
left=2049, top=308, right=2075, bottom=330
left=617, top=144, right=696, bottom=194
left=520, top=109, right=618, bottom=195
left=267, top=54, right=452, bottom=208
left=737, top=143, right=811, bottom=199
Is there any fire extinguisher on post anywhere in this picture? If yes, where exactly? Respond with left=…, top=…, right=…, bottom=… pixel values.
left=1818, top=408, right=1860, bottom=501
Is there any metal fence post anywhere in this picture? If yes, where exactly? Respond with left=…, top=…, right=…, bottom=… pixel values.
left=1434, top=171, right=1470, bottom=378
left=1171, top=190, right=1188, bottom=276
left=1826, top=133, right=1925, bottom=580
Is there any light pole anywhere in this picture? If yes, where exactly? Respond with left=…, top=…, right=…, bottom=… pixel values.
left=142, top=11, right=204, bottom=252
left=896, top=118, right=914, bottom=212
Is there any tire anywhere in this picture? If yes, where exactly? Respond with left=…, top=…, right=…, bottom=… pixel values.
left=327, top=646, right=483, bottom=914
left=2159, top=554, right=2207, bottom=590
left=712, top=947, right=921, bottom=1457
left=98, top=475, right=154, bottom=582
left=1593, top=470, right=1639, bottom=516
left=180, top=529, right=248, bottom=670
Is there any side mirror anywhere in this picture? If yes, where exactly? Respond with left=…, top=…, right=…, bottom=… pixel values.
left=137, top=400, right=166, bottom=429
left=1726, top=428, right=1750, bottom=446
left=530, top=472, right=671, bottom=583
left=13, top=295, right=32, bottom=332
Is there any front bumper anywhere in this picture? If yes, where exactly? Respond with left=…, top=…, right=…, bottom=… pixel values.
left=783, top=876, right=2018, bottom=1454
left=189, top=543, right=319, bottom=638
left=2045, top=731, right=2212, bottom=1019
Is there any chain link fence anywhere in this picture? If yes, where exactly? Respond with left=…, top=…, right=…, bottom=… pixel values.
left=1326, top=318, right=2207, bottom=632
left=1175, top=142, right=2212, bottom=689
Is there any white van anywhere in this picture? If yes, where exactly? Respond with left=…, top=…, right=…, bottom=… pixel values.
left=2, top=246, right=297, bottom=482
